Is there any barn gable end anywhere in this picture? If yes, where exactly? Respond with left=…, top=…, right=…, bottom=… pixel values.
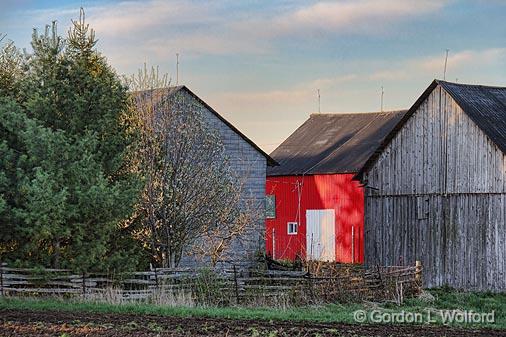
left=135, top=86, right=274, bottom=270
left=361, top=82, right=506, bottom=291
left=366, top=84, right=506, bottom=194
left=266, top=111, right=406, bottom=263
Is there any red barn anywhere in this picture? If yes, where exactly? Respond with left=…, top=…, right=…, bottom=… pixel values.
left=266, top=111, right=406, bottom=263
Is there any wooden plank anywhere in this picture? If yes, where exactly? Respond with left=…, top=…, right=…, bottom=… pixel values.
left=363, top=84, right=506, bottom=292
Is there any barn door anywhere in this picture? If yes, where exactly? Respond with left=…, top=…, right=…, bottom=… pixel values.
left=306, top=209, right=335, bottom=261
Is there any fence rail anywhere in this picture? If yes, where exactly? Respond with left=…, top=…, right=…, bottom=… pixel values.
left=0, top=261, right=422, bottom=305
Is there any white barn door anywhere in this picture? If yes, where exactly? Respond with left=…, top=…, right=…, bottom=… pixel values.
left=306, top=209, right=335, bottom=261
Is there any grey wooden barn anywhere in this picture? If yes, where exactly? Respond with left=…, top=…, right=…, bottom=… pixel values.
left=176, top=86, right=277, bottom=269
left=356, top=80, right=506, bottom=291
left=137, top=86, right=277, bottom=269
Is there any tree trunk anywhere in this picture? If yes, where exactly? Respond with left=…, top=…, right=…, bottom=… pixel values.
left=53, top=240, right=60, bottom=269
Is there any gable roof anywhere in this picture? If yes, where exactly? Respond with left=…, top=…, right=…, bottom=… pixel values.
left=267, top=110, right=407, bottom=176
left=355, top=80, right=506, bottom=181
left=134, top=85, right=277, bottom=166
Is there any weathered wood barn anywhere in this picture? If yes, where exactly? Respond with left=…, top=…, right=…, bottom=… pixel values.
left=356, top=80, right=506, bottom=291
left=136, top=86, right=277, bottom=269
left=266, top=111, right=405, bottom=263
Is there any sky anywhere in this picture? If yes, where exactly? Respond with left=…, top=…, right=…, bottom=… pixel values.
left=1, top=0, right=506, bottom=153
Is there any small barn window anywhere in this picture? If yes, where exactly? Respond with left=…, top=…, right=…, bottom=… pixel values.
left=287, top=222, right=298, bottom=235
left=265, top=195, right=276, bottom=219
left=417, top=196, right=429, bottom=220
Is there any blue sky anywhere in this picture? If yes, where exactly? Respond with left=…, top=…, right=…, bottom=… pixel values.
left=2, top=0, right=506, bottom=152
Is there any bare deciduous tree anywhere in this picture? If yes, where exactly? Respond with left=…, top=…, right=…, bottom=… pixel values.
left=128, top=66, right=253, bottom=268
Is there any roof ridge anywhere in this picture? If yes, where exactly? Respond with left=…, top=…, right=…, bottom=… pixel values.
left=176, top=86, right=278, bottom=166
left=268, top=109, right=406, bottom=176
left=134, top=86, right=278, bottom=166
left=310, top=110, right=404, bottom=117
left=437, top=79, right=506, bottom=90
left=305, top=113, right=388, bottom=174
left=439, top=80, right=506, bottom=126
left=356, top=79, right=506, bottom=181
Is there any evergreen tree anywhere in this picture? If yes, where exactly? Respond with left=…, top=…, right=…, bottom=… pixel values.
left=0, top=37, right=29, bottom=259
left=0, top=98, right=25, bottom=258
left=0, top=11, right=144, bottom=272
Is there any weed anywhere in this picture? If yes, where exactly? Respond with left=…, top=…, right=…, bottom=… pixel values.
left=0, top=289, right=504, bottom=329
left=248, top=327, right=260, bottom=337
left=125, top=321, right=139, bottom=330
left=325, top=328, right=341, bottom=335
left=267, top=329, right=278, bottom=337
left=147, top=322, right=164, bottom=332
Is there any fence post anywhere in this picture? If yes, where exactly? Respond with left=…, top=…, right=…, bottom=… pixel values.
left=272, top=229, right=276, bottom=260
left=0, top=262, right=4, bottom=297
left=415, top=261, right=422, bottom=282
left=233, top=265, right=239, bottom=305
left=82, top=271, right=86, bottom=298
left=351, top=226, right=355, bottom=264
left=306, top=270, right=314, bottom=303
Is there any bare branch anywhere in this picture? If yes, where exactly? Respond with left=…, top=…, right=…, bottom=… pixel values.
left=130, top=69, right=250, bottom=268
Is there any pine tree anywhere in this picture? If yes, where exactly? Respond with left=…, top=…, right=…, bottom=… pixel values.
left=0, top=37, right=31, bottom=260
left=0, top=10, right=143, bottom=272
left=0, top=98, right=26, bottom=258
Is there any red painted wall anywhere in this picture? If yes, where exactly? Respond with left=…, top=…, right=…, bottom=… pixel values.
left=265, top=174, right=364, bottom=263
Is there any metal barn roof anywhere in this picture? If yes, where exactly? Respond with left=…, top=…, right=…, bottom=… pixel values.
left=267, top=110, right=407, bottom=176
left=440, top=81, right=506, bottom=153
left=356, top=80, right=506, bottom=180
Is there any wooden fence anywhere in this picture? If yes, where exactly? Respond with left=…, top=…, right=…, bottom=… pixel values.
left=0, top=261, right=422, bottom=306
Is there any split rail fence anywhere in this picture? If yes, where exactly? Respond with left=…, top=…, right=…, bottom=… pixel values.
left=0, top=261, right=422, bottom=306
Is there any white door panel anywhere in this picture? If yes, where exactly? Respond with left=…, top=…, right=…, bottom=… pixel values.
left=306, top=209, right=335, bottom=261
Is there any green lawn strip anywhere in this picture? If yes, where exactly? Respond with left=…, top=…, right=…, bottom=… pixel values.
left=0, top=297, right=360, bottom=324
left=0, top=289, right=504, bottom=330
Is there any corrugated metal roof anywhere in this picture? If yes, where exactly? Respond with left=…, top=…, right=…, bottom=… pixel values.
left=355, top=80, right=506, bottom=181
left=134, top=86, right=278, bottom=166
left=267, top=111, right=407, bottom=176
left=439, top=81, right=506, bottom=153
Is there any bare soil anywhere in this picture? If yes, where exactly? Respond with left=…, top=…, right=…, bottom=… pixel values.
left=0, top=308, right=504, bottom=337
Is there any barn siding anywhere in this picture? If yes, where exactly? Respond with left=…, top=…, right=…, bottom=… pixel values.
left=176, top=90, right=267, bottom=269
left=364, top=85, right=506, bottom=291
left=266, top=174, right=364, bottom=263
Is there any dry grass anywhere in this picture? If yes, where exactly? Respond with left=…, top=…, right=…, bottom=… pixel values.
left=149, top=287, right=195, bottom=307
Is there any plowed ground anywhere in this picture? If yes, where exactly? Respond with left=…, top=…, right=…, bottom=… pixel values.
left=0, top=309, right=504, bottom=337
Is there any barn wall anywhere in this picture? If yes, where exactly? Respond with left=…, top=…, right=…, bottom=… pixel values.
left=364, top=85, right=506, bottom=291
left=176, top=90, right=267, bottom=269
left=266, top=174, right=364, bottom=263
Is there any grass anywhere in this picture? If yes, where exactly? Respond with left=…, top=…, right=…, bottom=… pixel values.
left=0, top=289, right=504, bottom=330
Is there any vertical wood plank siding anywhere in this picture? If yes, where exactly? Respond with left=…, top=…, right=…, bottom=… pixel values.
left=266, top=174, right=365, bottom=263
left=364, top=85, right=506, bottom=291
left=176, top=90, right=267, bottom=270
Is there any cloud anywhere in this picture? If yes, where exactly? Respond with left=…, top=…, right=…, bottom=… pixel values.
left=368, top=70, right=408, bottom=81
left=309, top=74, right=359, bottom=89
left=144, top=33, right=271, bottom=57
left=83, top=0, right=447, bottom=40
left=215, top=74, right=358, bottom=109
left=419, top=48, right=506, bottom=73
left=86, top=1, right=217, bottom=37
left=365, top=48, right=506, bottom=84
left=24, top=0, right=450, bottom=59
left=253, top=0, right=447, bottom=37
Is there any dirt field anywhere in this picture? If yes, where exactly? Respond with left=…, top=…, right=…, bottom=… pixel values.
left=0, top=309, right=504, bottom=337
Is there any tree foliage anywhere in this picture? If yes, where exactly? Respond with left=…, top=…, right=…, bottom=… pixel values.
left=1, top=11, right=255, bottom=271
left=132, top=67, right=253, bottom=268
left=0, top=11, right=143, bottom=272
